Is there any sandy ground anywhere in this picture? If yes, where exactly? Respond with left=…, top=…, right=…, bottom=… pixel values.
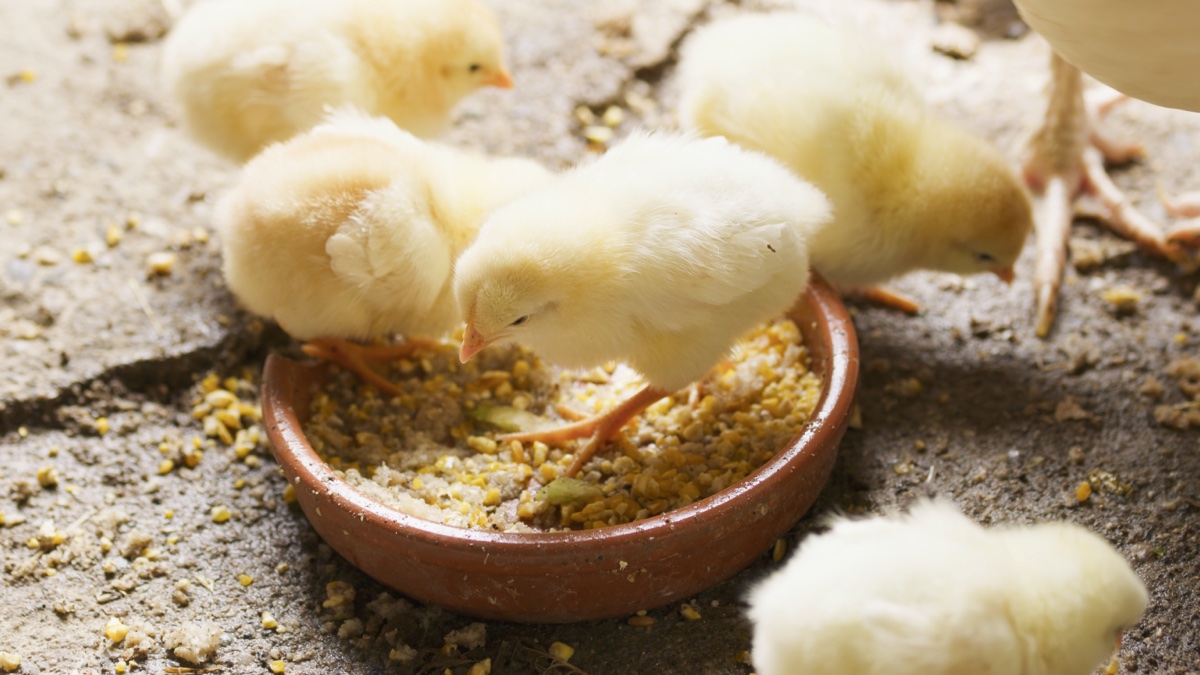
left=1, top=0, right=1198, bottom=673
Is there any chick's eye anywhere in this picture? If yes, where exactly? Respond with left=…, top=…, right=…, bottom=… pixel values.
left=509, top=315, right=529, bottom=327
left=975, top=252, right=997, bottom=263
left=468, top=63, right=482, bottom=73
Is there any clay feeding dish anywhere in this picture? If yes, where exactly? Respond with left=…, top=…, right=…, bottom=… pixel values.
left=262, top=274, right=858, bottom=623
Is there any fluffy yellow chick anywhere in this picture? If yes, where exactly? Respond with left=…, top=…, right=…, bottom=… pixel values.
left=161, top=0, right=513, bottom=162
left=453, top=132, right=831, bottom=476
left=678, top=12, right=1033, bottom=313
left=217, top=109, right=550, bottom=393
left=749, top=500, right=1148, bottom=675
left=1007, top=2, right=1196, bottom=334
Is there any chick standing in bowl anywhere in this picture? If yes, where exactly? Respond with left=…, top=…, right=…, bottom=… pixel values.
left=161, top=0, right=513, bottom=162
left=453, top=132, right=832, bottom=477
left=216, top=109, right=550, bottom=394
left=678, top=12, right=1034, bottom=314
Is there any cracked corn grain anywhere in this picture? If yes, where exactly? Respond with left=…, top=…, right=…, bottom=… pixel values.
left=303, top=319, right=821, bottom=532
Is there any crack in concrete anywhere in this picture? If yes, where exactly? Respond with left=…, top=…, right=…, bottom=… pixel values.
left=0, top=326, right=281, bottom=435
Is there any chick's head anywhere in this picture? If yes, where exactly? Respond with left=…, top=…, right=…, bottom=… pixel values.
left=454, top=248, right=553, bottom=362
left=433, top=0, right=513, bottom=93
left=1004, top=521, right=1148, bottom=673
left=916, top=125, right=1033, bottom=282
left=454, top=182, right=628, bottom=366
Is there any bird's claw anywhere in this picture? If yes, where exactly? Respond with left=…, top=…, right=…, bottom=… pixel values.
left=1167, top=221, right=1200, bottom=248
left=1157, top=186, right=1200, bottom=219
left=301, top=338, right=406, bottom=396
left=1032, top=177, right=1073, bottom=338
left=1027, top=54, right=1188, bottom=337
left=499, top=419, right=598, bottom=446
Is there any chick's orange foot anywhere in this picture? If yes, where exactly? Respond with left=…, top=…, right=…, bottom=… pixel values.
left=500, top=385, right=670, bottom=477
left=853, top=286, right=922, bottom=315
left=1024, top=52, right=1186, bottom=337
left=301, top=338, right=435, bottom=396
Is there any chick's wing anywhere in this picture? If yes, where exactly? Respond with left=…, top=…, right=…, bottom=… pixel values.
left=325, top=181, right=452, bottom=313
left=627, top=212, right=805, bottom=332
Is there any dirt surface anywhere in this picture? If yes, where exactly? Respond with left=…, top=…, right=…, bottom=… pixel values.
left=2, top=0, right=1198, bottom=673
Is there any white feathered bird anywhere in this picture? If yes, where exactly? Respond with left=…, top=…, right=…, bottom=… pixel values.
left=217, top=110, right=549, bottom=393
left=1013, top=0, right=1200, bottom=113
left=1009, top=0, right=1194, bottom=335
left=453, top=132, right=832, bottom=476
left=161, top=0, right=513, bottom=162
left=748, top=500, right=1148, bottom=675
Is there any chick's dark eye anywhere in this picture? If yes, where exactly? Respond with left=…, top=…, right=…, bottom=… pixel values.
left=975, top=252, right=997, bottom=263
left=509, top=315, right=528, bottom=327
left=468, top=63, right=482, bottom=73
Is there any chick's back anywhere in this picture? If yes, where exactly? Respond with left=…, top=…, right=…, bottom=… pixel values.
left=455, top=133, right=831, bottom=391
left=161, top=0, right=503, bottom=161
left=680, top=12, right=916, bottom=214
left=217, top=111, right=548, bottom=343
left=748, top=500, right=1148, bottom=675
left=679, top=13, right=1032, bottom=288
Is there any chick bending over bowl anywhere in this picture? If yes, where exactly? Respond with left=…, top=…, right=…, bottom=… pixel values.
left=161, top=0, right=513, bottom=162
left=453, top=132, right=832, bottom=477
left=748, top=499, right=1148, bottom=675
left=678, top=12, right=1033, bottom=314
left=217, top=109, right=550, bottom=394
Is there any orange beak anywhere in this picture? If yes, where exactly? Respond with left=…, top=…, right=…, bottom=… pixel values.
left=459, top=323, right=493, bottom=363
left=992, top=265, right=1015, bottom=285
left=485, top=69, right=514, bottom=89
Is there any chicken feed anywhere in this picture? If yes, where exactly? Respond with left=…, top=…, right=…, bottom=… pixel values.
left=301, top=318, right=822, bottom=532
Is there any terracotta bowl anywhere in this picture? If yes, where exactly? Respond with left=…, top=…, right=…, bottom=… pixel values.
left=262, top=275, right=859, bottom=623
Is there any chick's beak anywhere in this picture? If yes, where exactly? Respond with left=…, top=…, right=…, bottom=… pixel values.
left=459, top=323, right=493, bottom=363
left=485, top=69, right=514, bottom=89
left=992, top=265, right=1015, bottom=285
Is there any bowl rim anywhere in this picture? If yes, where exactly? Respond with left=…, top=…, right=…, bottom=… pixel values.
left=263, top=273, right=858, bottom=551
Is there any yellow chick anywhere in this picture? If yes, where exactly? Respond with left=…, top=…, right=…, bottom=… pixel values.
left=454, top=132, right=831, bottom=476
left=217, top=109, right=550, bottom=393
left=678, top=12, right=1033, bottom=313
left=749, top=500, right=1148, bottom=675
left=161, top=0, right=513, bottom=162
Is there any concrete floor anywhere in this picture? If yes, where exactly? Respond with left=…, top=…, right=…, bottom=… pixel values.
left=1, top=0, right=1198, bottom=673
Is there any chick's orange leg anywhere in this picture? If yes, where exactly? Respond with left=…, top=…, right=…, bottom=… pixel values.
left=501, top=385, right=670, bottom=477
left=301, top=338, right=431, bottom=397
left=856, top=286, right=921, bottom=315
left=1024, top=52, right=1184, bottom=337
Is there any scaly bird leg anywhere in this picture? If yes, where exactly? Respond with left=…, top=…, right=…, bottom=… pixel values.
left=1024, top=51, right=1184, bottom=337
left=501, top=385, right=671, bottom=477
left=1032, top=177, right=1074, bottom=338
left=1158, top=188, right=1200, bottom=218
left=1167, top=222, right=1200, bottom=247
left=301, top=337, right=436, bottom=396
